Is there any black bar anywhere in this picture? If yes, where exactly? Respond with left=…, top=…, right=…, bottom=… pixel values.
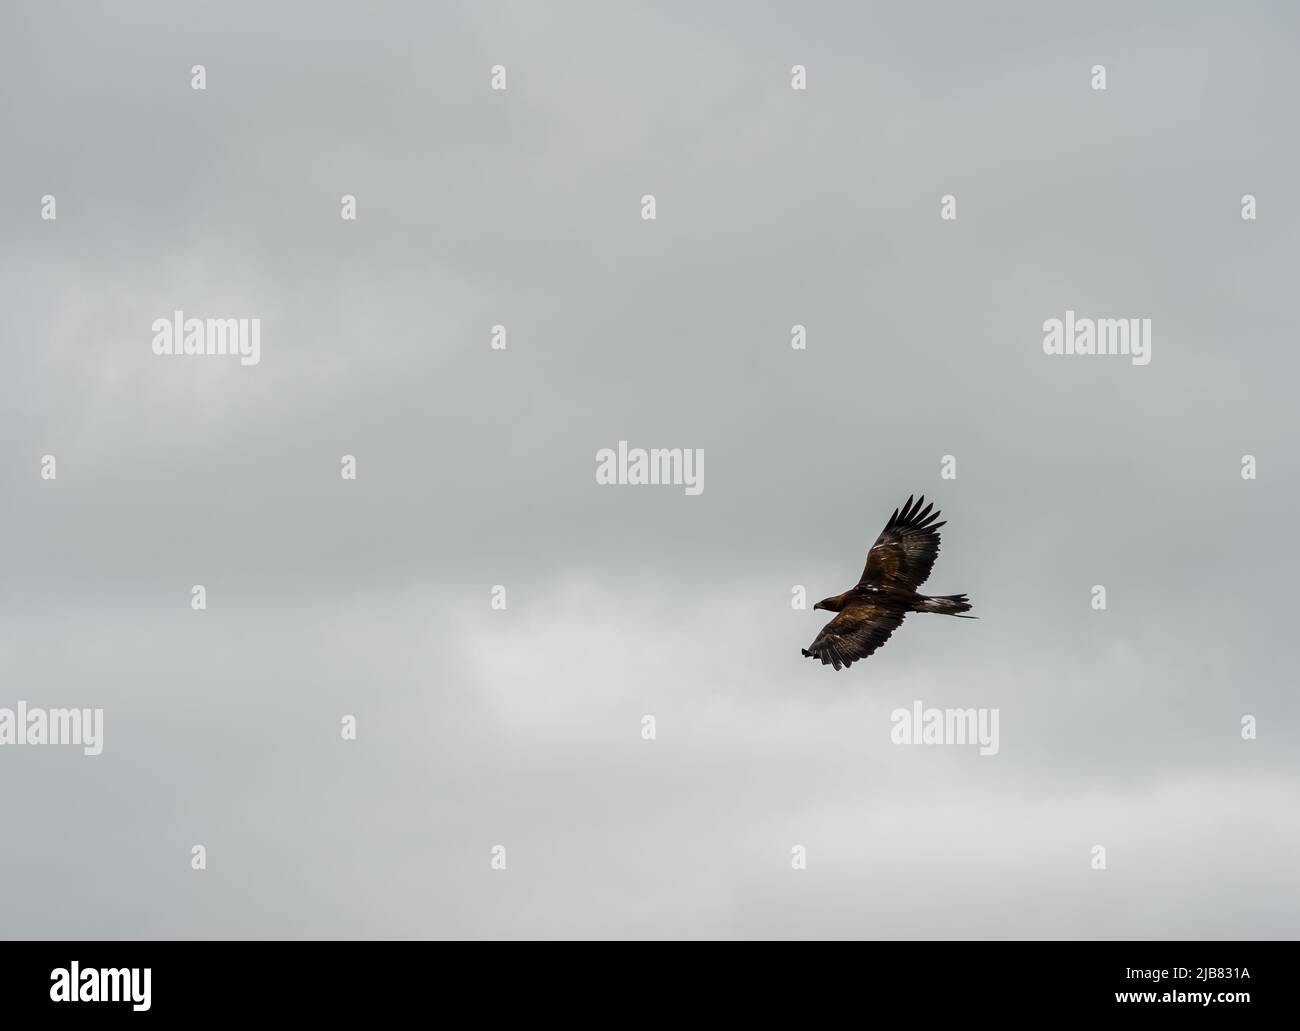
left=0, top=942, right=1286, bottom=1018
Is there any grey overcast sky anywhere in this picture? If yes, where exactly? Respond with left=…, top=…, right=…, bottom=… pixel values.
left=1, top=0, right=1298, bottom=938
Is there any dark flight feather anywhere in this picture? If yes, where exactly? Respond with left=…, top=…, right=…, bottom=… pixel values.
left=858, top=493, right=945, bottom=590
left=801, top=603, right=906, bottom=669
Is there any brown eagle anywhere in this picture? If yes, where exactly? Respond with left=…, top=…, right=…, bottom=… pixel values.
left=802, top=495, right=973, bottom=670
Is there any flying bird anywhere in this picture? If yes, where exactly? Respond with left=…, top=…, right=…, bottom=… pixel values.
left=802, top=495, right=973, bottom=670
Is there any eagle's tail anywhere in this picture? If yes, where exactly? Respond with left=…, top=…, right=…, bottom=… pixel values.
left=918, top=593, right=975, bottom=618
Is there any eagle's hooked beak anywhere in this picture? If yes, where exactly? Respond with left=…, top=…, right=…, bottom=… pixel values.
left=813, top=601, right=825, bottom=611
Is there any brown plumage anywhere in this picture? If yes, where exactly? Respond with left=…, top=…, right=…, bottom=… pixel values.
left=802, top=495, right=973, bottom=670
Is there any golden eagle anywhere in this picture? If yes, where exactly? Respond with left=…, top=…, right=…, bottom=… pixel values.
left=802, top=495, right=973, bottom=670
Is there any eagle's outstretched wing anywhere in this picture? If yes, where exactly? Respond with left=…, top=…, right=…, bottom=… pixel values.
left=858, top=494, right=945, bottom=590
left=801, top=602, right=907, bottom=670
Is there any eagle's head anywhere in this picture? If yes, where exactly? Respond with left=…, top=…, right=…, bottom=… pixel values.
left=814, top=593, right=848, bottom=612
